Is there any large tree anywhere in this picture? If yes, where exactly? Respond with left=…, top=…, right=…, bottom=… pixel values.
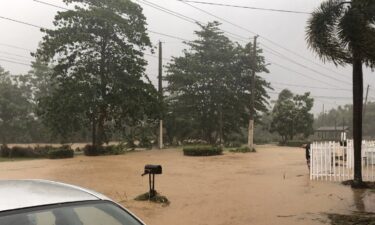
left=0, top=66, right=32, bottom=145
left=35, top=0, right=159, bottom=146
left=306, top=0, right=375, bottom=187
left=271, top=89, right=314, bottom=144
left=165, top=22, right=271, bottom=145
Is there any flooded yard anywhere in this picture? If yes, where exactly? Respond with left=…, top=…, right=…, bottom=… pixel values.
left=0, top=145, right=372, bottom=225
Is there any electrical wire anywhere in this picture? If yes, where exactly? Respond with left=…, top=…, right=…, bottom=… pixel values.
left=177, top=0, right=312, bottom=15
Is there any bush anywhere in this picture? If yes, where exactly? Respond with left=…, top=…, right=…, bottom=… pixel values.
left=1, top=145, right=48, bottom=158
left=230, top=146, right=256, bottom=153
left=1, top=145, right=74, bottom=159
left=48, top=146, right=74, bottom=159
left=224, top=141, right=242, bottom=148
left=283, top=140, right=307, bottom=147
left=183, top=146, right=223, bottom=156
left=138, top=136, right=153, bottom=149
left=33, top=145, right=54, bottom=157
left=0, top=145, right=10, bottom=157
left=83, top=145, right=104, bottom=156
left=84, top=144, right=125, bottom=156
left=103, top=145, right=125, bottom=155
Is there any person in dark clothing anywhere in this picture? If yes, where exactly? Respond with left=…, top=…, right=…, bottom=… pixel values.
left=302, top=143, right=311, bottom=171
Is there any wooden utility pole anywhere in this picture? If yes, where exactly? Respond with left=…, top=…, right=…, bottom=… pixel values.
left=158, top=41, right=163, bottom=149
left=363, top=84, right=370, bottom=119
left=248, top=36, right=258, bottom=150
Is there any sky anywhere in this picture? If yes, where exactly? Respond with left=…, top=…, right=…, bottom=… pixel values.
left=0, top=0, right=374, bottom=115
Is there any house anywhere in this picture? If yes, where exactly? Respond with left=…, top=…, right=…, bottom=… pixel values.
left=314, top=126, right=349, bottom=141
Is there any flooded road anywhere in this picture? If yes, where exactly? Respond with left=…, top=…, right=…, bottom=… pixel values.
left=0, top=145, right=374, bottom=225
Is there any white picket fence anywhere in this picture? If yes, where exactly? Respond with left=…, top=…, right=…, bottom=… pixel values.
left=310, top=140, right=375, bottom=182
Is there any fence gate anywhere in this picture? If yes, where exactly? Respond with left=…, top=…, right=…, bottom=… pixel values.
left=310, top=140, right=375, bottom=182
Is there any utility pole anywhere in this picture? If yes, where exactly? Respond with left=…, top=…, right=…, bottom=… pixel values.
left=363, top=84, right=370, bottom=119
left=158, top=41, right=163, bottom=149
left=248, top=36, right=258, bottom=150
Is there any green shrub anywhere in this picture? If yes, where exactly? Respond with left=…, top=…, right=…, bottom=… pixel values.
left=1, top=145, right=74, bottom=159
left=1, top=145, right=49, bottom=158
left=9, top=146, right=35, bottom=157
left=84, top=144, right=125, bottom=156
left=224, top=141, right=242, bottom=148
left=103, top=145, right=125, bottom=155
left=183, top=146, right=223, bottom=156
left=0, top=145, right=10, bottom=157
left=139, top=136, right=153, bottom=149
left=83, top=145, right=104, bottom=156
left=230, top=146, right=256, bottom=153
left=283, top=140, right=307, bottom=147
left=33, top=146, right=54, bottom=157
left=48, top=146, right=74, bottom=159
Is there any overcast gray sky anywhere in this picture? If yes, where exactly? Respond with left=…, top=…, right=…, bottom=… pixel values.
left=0, top=0, right=374, bottom=114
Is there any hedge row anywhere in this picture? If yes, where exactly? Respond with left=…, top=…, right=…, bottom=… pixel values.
left=229, top=146, right=256, bottom=153
left=282, top=141, right=307, bottom=147
left=0, top=145, right=74, bottom=159
left=183, top=146, right=223, bottom=156
left=83, top=144, right=125, bottom=156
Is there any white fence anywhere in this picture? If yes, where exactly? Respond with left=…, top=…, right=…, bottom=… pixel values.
left=310, top=140, right=375, bottom=181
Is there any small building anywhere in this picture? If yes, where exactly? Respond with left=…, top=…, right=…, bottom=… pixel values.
left=314, top=126, right=349, bottom=141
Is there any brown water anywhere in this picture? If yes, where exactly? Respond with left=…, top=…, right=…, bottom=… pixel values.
left=0, top=145, right=372, bottom=225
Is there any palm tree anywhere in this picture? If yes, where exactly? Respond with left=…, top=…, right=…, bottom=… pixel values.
left=306, top=0, right=375, bottom=187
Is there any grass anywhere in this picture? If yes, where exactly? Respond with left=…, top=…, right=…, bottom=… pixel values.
left=328, top=212, right=375, bottom=225
left=229, top=146, right=256, bottom=153
left=0, top=157, right=39, bottom=162
left=134, top=191, right=170, bottom=206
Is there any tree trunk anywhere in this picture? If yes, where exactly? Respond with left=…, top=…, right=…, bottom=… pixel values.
left=92, top=117, right=97, bottom=147
left=219, top=104, right=223, bottom=146
left=97, top=111, right=107, bottom=146
left=352, top=56, right=364, bottom=187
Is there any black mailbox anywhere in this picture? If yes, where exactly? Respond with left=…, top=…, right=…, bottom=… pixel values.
left=141, top=164, right=162, bottom=198
left=142, top=165, right=162, bottom=176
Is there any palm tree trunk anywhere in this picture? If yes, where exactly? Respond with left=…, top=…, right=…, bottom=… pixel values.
left=352, top=56, right=364, bottom=187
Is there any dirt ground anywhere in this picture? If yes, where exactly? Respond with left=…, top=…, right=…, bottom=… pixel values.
left=0, top=145, right=372, bottom=225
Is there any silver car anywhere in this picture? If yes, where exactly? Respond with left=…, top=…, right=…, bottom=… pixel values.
left=0, top=180, right=146, bottom=225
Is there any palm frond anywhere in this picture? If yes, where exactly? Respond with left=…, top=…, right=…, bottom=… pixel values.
left=306, top=0, right=351, bottom=65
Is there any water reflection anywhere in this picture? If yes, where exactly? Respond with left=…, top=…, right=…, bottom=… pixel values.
left=352, top=189, right=375, bottom=213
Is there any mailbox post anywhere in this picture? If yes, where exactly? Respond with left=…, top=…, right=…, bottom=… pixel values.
left=141, top=165, right=162, bottom=198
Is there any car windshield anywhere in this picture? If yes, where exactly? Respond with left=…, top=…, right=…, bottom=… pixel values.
left=0, top=201, right=142, bottom=225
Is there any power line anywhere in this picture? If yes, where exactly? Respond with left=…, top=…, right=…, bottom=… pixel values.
left=33, top=0, right=69, bottom=10
left=0, top=50, right=33, bottom=60
left=148, top=30, right=189, bottom=42
left=266, top=59, right=342, bottom=88
left=177, top=0, right=312, bottom=15
left=268, top=90, right=353, bottom=101
left=0, top=58, right=31, bottom=67
left=177, top=0, right=352, bottom=84
left=0, top=55, right=31, bottom=64
left=32, top=0, right=191, bottom=43
left=0, top=16, right=43, bottom=29
left=271, top=82, right=351, bottom=92
left=262, top=46, right=352, bottom=86
left=0, top=43, right=33, bottom=52
left=135, top=0, right=252, bottom=42
left=176, top=0, right=351, bottom=79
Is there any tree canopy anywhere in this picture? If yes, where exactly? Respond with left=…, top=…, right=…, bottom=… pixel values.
left=271, top=89, right=314, bottom=144
left=0, top=66, right=32, bottom=145
left=35, top=0, right=159, bottom=146
left=165, top=22, right=271, bottom=145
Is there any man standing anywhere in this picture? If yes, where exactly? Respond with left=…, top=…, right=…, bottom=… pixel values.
left=302, top=143, right=311, bottom=171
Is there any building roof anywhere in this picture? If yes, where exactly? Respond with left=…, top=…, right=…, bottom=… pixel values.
left=0, top=180, right=109, bottom=212
left=315, top=126, right=349, bottom=132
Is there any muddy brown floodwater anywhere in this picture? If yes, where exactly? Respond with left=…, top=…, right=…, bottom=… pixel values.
left=0, top=145, right=373, bottom=225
